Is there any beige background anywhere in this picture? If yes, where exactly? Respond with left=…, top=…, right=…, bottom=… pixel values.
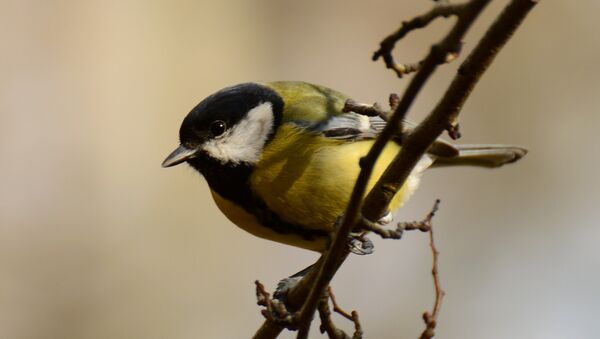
left=1, top=1, right=599, bottom=338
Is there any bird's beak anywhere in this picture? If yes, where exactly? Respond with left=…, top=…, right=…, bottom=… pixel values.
left=162, top=145, right=198, bottom=168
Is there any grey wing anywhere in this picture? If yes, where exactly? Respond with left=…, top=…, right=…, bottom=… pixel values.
left=294, top=112, right=460, bottom=157
left=301, top=112, right=386, bottom=141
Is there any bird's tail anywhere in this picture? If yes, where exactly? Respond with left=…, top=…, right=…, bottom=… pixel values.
left=431, top=144, right=527, bottom=168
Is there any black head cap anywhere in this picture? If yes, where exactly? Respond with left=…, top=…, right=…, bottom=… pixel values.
left=178, top=83, right=284, bottom=148
left=162, top=82, right=284, bottom=168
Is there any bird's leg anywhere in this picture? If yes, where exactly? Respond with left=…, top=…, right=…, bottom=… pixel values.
left=328, top=214, right=375, bottom=255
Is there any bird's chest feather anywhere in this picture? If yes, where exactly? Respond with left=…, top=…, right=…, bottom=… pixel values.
left=189, top=153, right=330, bottom=251
left=249, top=125, right=431, bottom=232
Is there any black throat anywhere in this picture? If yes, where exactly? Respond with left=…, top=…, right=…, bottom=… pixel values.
left=187, top=154, right=254, bottom=205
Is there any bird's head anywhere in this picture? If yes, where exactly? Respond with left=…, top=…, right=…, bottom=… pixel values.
left=162, top=83, right=284, bottom=169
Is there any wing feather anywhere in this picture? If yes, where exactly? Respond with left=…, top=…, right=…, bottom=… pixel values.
left=266, top=81, right=459, bottom=155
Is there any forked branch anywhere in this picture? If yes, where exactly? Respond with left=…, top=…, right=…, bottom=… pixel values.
left=317, top=287, right=363, bottom=339
left=372, top=2, right=467, bottom=77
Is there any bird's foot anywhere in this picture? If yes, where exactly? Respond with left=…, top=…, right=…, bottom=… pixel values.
left=348, top=233, right=374, bottom=255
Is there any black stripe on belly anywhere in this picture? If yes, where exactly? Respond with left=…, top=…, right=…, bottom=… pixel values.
left=188, top=155, right=330, bottom=242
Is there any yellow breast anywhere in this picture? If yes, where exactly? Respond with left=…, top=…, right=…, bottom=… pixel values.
left=249, top=125, right=433, bottom=233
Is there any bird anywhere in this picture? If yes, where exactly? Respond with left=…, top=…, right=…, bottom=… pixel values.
left=162, top=81, right=526, bottom=252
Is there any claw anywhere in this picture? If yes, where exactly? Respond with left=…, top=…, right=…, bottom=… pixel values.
left=348, top=234, right=374, bottom=255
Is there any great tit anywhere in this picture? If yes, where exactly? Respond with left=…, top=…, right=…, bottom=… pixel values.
left=162, top=81, right=526, bottom=252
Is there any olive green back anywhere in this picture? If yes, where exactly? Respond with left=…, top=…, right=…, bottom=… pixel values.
left=265, top=81, right=348, bottom=123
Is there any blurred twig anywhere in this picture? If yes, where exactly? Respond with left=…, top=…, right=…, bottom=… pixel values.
left=372, top=2, right=466, bottom=77
left=317, top=287, right=362, bottom=339
left=362, top=0, right=539, bottom=220
left=342, top=93, right=400, bottom=122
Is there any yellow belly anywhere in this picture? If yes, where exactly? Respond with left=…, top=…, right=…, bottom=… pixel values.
left=210, top=190, right=328, bottom=251
left=249, top=125, right=433, bottom=233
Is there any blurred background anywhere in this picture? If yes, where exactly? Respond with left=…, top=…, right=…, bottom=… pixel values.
left=1, top=1, right=598, bottom=338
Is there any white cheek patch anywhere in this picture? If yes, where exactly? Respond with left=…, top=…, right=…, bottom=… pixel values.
left=202, top=102, right=274, bottom=165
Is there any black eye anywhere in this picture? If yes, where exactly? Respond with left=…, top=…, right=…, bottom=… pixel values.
left=210, top=120, right=226, bottom=137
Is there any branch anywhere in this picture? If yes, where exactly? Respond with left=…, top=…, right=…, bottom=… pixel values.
left=255, top=280, right=294, bottom=329
left=372, top=2, right=466, bottom=77
left=252, top=0, right=539, bottom=337
left=419, top=207, right=445, bottom=339
left=342, top=93, right=400, bottom=122
left=317, top=287, right=363, bottom=339
left=361, top=0, right=540, bottom=226
left=318, top=298, right=350, bottom=339
left=293, top=1, right=492, bottom=337
left=361, top=199, right=440, bottom=239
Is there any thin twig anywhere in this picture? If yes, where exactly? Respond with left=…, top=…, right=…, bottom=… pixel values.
left=317, top=287, right=363, bottom=339
left=342, top=93, right=400, bottom=123
left=360, top=199, right=440, bottom=239
left=328, top=287, right=363, bottom=339
left=318, top=295, right=351, bottom=339
left=373, top=2, right=466, bottom=77
left=255, top=281, right=294, bottom=329
left=419, top=208, right=445, bottom=339
left=361, top=0, right=539, bottom=228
